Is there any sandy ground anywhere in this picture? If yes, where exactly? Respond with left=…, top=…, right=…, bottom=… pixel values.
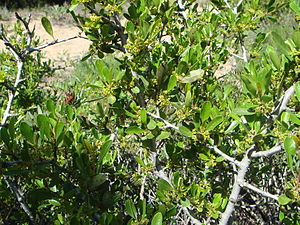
left=0, top=16, right=91, bottom=64
left=0, top=7, right=234, bottom=80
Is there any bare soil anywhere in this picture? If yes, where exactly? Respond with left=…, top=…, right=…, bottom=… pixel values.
left=0, top=14, right=90, bottom=64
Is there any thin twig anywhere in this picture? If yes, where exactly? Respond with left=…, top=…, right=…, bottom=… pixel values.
left=147, top=112, right=179, bottom=131
left=209, top=146, right=241, bottom=167
left=240, top=182, right=279, bottom=201
left=28, top=35, right=88, bottom=53
left=4, top=176, right=37, bottom=224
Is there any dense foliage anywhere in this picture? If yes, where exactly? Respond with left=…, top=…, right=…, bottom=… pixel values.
left=0, top=0, right=299, bottom=224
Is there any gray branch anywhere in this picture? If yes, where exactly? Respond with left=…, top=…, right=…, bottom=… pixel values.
left=240, top=182, right=279, bottom=201
left=251, top=145, right=282, bottom=158
left=272, top=85, right=295, bottom=118
left=147, top=112, right=179, bottom=131
left=219, top=147, right=252, bottom=225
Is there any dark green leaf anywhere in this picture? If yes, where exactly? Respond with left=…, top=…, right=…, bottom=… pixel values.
left=158, top=179, right=173, bottom=191
left=0, top=127, right=10, bottom=146
left=20, top=122, right=34, bottom=144
left=126, top=126, right=144, bottom=134
left=41, top=17, right=54, bottom=37
left=55, top=122, right=64, bottom=141
left=37, top=114, right=51, bottom=139
left=90, top=173, right=107, bottom=190
left=99, top=140, right=112, bottom=167
left=125, top=200, right=138, bottom=219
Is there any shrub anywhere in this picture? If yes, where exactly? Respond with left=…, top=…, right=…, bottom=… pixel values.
left=0, top=0, right=299, bottom=224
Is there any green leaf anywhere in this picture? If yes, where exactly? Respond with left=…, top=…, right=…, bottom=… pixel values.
left=225, top=121, right=239, bottom=134
left=41, top=17, right=54, bottom=37
left=107, top=95, right=116, bottom=104
left=0, top=127, right=10, bottom=146
left=206, top=116, right=223, bottom=131
left=37, top=114, right=51, bottom=139
left=131, top=87, right=140, bottom=94
left=279, top=211, right=285, bottom=221
left=99, top=140, right=112, bottom=167
left=241, top=75, right=257, bottom=96
left=180, top=199, right=191, bottom=207
left=267, top=47, right=281, bottom=71
left=87, top=34, right=98, bottom=41
left=55, top=122, right=64, bottom=141
left=284, top=136, right=297, bottom=169
left=179, top=126, right=193, bottom=137
left=66, top=105, right=74, bottom=120
left=125, top=200, right=138, bottom=219
left=90, top=173, right=107, bottom=190
left=293, top=31, right=300, bottom=48
left=46, top=99, right=55, bottom=113
left=272, top=32, right=291, bottom=59
left=290, top=114, right=300, bottom=125
left=278, top=194, right=292, bottom=205
left=158, top=179, right=173, bottom=191
left=232, top=108, right=255, bottom=116
left=135, top=157, right=145, bottom=167
left=167, top=75, right=177, bottom=91
left=20, top=122, right=34, bottom=144
left=151, top=212, right=163, bottom=225
left=295, top=82, right=300, bottom=102
left=200, top=101, right=212, bottom=122
left=68, top=3, right=78, bottom=11
left=157, top=131, right=171, bottom=140
left=290, top=0, right=300, bottom=17
left=147, top=119, right=157, bottom=130
left=180, top=69, right=204, bottom=83
left=199, top=153, right=209, bottom=161
left=126, top=126, right=144, bottom=134
left=185, top=90, right=192, bottom=106
left=140, top=109, right=147, bottom=125
left=212, top=193, right=222, bottom=208
left=48, top=199, right=61, bottom=206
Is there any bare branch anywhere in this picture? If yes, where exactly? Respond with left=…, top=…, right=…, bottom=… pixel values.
left=28, top=35, right=88, bottom=53
left=272, top=85, right=295, bottom=118
left=219, top=148, right=252, bottom=225
left=139, top=175, right=147, bottom=200
left=147, top=112, right=179, bottom=131
left=209, top=146, right=241, bottom=166
left=182, top=207, right=202, bottom=225
left=251, top=145, right=282, bottom=158
left=240, top=182, right=279, bottom=201
left=3, top=176, right=37, bottom=224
